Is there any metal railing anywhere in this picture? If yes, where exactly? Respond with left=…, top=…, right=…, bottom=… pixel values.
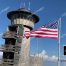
left=0, top=45, right=21, bottom=52
left=3, top=31, right=17, bottom=39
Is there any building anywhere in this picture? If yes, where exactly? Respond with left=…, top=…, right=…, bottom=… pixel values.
left=0, top=8, right=43, bottom=66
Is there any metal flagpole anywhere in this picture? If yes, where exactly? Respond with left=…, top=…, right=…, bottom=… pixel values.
left=37, top=38, right=38, bottom=66
left=58, top=17, right=61, bottom=66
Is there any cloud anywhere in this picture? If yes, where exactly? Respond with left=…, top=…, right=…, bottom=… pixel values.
left=34, top=50, right=58, bottom=62
left=35, top=50, right=49, bottom=60
left=0, top=6, right=10, bottom=14
left=49, top=55, right=58, bottom=62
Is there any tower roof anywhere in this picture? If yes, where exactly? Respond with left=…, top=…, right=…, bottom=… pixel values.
left=7, top=8, right=39, bottom=23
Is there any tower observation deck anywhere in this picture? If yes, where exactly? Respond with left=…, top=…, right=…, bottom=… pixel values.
left=7, top=8, right=39, bottom=30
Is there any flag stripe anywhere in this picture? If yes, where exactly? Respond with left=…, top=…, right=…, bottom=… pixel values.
left=26, top=31, right=58, bottom=35
left=30, top=34, right=58, bottom=37
left=31, top=32, right=58, bottom=35
left=31, top=31, right=58, bottom=34
left=34, top=35, right=58, bottom=39
left=37, top=28, right=58, bottom=32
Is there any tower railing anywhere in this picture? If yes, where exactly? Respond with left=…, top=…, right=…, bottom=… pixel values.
left=2, top=31, right=17, bottom=39
left=0, top=45, right=21, bottom=53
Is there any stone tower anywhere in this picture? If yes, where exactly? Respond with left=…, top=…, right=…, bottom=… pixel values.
left=1, top=8, right=39, bottom=66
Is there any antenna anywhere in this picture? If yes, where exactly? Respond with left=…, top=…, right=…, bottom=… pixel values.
left=20, top=2, right=22, bottom=8
left=61, top=34, right=66, bottom=38
left=24, top=2, right=26, bottom=8
left=62, top=12, right=66, bottom=17
left=19, top=0, right=22, bottom=8
left=0, top=7, right=10, bottom=15
left=28, top=2, right=30, bottom=10
left=27, top=7, right=44, bottom=18
left=19, top=0, right=21, bottom=8
left=33, top=7, right=44, bottom=14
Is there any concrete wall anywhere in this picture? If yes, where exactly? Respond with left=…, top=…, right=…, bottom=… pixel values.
left=17, top=27, right=30, bottom=66
left=12, top=19, right=34, bottom=28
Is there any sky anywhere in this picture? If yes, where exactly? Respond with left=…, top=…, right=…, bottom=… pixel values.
left=0, top=0, right=66, bottom=66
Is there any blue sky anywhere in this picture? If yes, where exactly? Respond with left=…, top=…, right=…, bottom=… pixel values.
left=0, top=0, right=66, bottom=66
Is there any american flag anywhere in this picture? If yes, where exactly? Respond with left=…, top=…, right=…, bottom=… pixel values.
left=25, top=21, right=58, bottom=39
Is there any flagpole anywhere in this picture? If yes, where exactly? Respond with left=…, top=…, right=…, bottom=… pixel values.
left=37, top=38, right=39, bottom=66
left=58, top=17, right=61, bottom=66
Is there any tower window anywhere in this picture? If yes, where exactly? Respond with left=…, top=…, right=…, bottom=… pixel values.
left=9, top=25, right=17, bottom=32
left=5, top=38, right=16, bottom=45
left=3, top=52, right=14, bottom=59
